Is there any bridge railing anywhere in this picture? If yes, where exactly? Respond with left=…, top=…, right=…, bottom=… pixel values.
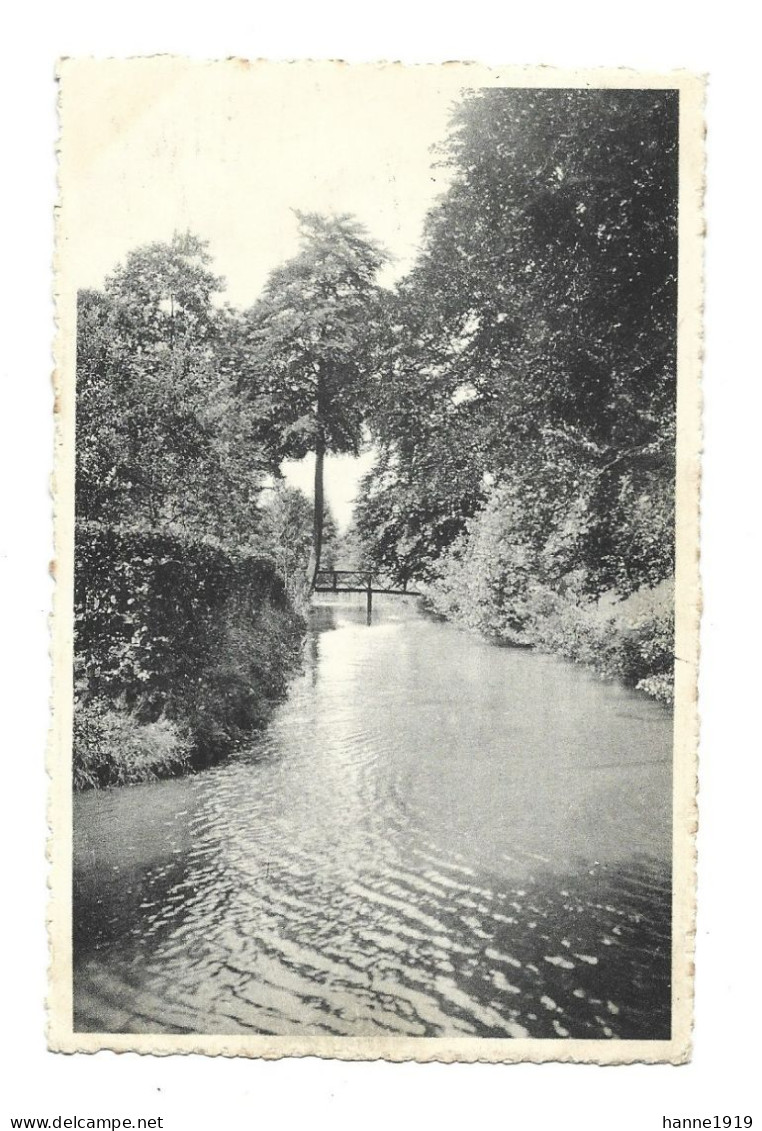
left=313, top=569, right=419, bottom=596
left=314, top=569, right=372, bottom=592
left=313, top=569, right=421, bottom=622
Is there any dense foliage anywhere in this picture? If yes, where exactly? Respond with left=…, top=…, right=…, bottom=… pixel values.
left=240, top=213, right=388, bottom=586
left=76, top=234, right=269, bottom=545
left=259, top=484, right=341, bottom=599
left=73, top=524, right=303, bottom=789
left=354, top=88, right=678, bottom=699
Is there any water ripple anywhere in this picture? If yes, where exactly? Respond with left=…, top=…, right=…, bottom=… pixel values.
left=74, top=600, right=672, bottom=1039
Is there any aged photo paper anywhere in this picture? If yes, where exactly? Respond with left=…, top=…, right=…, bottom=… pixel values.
left=49, top=59, right=704, bottom=1062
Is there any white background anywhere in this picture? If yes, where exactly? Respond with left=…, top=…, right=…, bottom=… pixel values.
left=1, top=4, right=759, bottom=1128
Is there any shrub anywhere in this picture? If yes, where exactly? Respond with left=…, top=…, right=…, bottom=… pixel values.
left=528, top=577, right=675, bottom=703
left=73, top=522, right=305, bottom=786
left=425, top=480, right=675, bottom=704
left=179, top=587, right=305, bottom=762
left=602, top=578, right=675, bottom=696
left=424, top=487, right=540, bottom=644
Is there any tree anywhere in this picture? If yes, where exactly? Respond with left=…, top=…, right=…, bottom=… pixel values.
left=242, top=213, right=388, bottom=589
left=105, top=231, right=224, bottom=351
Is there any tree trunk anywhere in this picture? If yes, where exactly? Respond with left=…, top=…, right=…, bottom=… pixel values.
left=306, top=436, right=325, bottom=594
left=306, top=365, right=328, bottom=594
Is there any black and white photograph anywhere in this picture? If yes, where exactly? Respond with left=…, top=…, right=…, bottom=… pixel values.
left=49, top=60, right=702, bottom=1061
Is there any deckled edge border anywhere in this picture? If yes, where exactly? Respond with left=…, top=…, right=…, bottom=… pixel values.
left=47, top=58, right=706, bottom=1064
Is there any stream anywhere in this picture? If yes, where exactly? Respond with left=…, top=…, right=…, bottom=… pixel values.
left=73, top=597, right=673, bottom=1039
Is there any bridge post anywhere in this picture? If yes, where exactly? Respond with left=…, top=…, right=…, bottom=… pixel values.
left=332, top=570, right=337, bottom=592
left=366, top=572, right=373, bottom=625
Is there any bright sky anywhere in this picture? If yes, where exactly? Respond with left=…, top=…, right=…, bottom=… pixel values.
left=60, top=59, right=482, bottom=527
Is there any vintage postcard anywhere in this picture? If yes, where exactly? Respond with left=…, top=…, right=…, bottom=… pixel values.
left=49, top=59, right=704, bottom=1062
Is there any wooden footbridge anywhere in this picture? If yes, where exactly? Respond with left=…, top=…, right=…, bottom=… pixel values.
left=313, top=569, right=421, bottom=622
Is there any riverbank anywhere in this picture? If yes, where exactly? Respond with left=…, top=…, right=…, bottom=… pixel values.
left=423, top=575, right=674, bottom=705
left=73, top=522, right=305, bottom=790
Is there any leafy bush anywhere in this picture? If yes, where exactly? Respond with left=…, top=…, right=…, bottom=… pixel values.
left=425, top=483, right=674, bottom=703
left=634, top=673, right=674, bottom=704
left=73, top=522, right=305, bottom=787
left=179, top=587, right=304, bottom=761
left=528, top=578, right=675, bottom=702
left=601, top=579, right=675, bottom=696
left=424, top=486, right=540, bottom=643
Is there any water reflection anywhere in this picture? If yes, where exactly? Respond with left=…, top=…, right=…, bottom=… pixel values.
left=74, top=598, right=672, bottom=1038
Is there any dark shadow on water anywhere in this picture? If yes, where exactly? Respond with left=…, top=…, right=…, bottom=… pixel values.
left=452, top=853, right=672, bottom=1040
left=307, top=604, right=340, bottom=633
